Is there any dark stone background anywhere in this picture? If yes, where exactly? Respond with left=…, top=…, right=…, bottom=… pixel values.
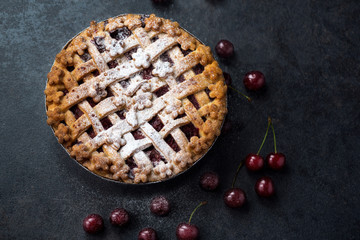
left=1, top=0, right=359, bottom=239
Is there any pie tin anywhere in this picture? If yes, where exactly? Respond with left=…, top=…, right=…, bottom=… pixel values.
left=46, top=14, right=227, bottom=185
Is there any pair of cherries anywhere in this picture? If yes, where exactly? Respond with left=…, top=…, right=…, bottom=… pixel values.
left=245, top=117, right=286, bottom=173
left=147, top=196, right=208, bottom=240
left=199, top=172, right=247, bottom=208
left=148, top=196, right=208, bottom=240
left=82, top=208, right=129, bottom=234
left=216, top=39, right=265, bottom=97
left=150, top=196, right=208, bottom=240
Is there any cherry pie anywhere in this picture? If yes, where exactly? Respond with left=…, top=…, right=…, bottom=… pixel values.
left=45, top=14, right=227, bottom=183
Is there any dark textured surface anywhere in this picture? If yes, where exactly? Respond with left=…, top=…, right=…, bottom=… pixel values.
left=1, top=0, right=360, bottom=239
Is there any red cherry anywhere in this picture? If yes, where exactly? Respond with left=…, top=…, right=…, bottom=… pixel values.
left=245, top=153, right=264, bottom=171
left=215, top=40, right=234, bottom=58
left=245, top=118, right=271, bottom=171
left=176, top=223, right=199, bottom=240
left=199, top=172, right=219, bottom=191
left=267, top=118, right=286, bottom=170
left=266, top=153, right=286, bottom=170
left=150, top=196, right=170, bottom=216
left=243, top=71, right=265, bottom=90
left=176, top=201, right=206, bottom=240
left=109, top=208, right=129, bottom=226
left=82, top=214, right=104, bottom=234
left=223, top=188, right=246, bottom=208
left=138, top=227, right=158, bottom=240
left=255, top=177, right=275, bottom=197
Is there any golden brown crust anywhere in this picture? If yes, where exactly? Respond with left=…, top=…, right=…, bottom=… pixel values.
left=44, top=86, right=64, bottom=105
left=46, top=107, right=65, bottom=126
left=45, top=14, right=227, bottom=183
left=144, top=14, right=162, bottom=31
left=124, top=15, right=142, bottom=30
left=177, top=32, right=197, bottom=51
left=89, top=152, right=112, bottom=171
left=70, top=143, right=92, bottom=162
left=54, top=123, right=71, bottom=146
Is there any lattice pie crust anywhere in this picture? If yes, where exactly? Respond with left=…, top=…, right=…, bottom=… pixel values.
left=45, top=14, right=227, bottom=183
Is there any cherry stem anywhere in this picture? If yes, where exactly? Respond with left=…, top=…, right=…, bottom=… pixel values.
left=256, top=117, right=271, bottom=155
left=270, top=120, right=277, bottom=153
left=231, top=160, right=244, bottom=188
left=228, top=85, right=252, bottom=102
left=188, top=201, right=207, bottom=224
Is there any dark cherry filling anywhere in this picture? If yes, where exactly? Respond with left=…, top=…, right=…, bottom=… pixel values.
left=126, top=157, right=137, bottom=169
left=149, top=115, right=164, bottom=132
left=179, top=44, right=192, bottom=56
left=86, top=127, right=96, bottom=138
left=125, top=157, right=137, bottom=179
left=80, top=50, right=92, bottom=62
left=110, top=27, right=132, bottom=41
left=107, top=60, right=118, bottom=69
left=160, top=52, right=173, bottom=65
left=66, top=66, right=75, bottom=72
left=154, top=85, right=170, bottom=97
left=205, top=88, right=214, bottom=101
left=165, top=135, right=180, bottom=152
left=187, top=94, right=200, bottom=109
left=150, top=36, right=159, bottom=43
left=86, top=97, right=97, bottom=107
left=120, top=80, right=130, bottom=89
left=131, top=129, right=145, bottom=140
left=105, top=87, right=114, bottom=97
left=140, top=14, right=150, bottom=28
left=176, top=75, right=186, bottom=83
left=192, top=64, right=204, bottom=75
left=145, top=147, right=166, bottom=166
left=70, top=105, right=84, bottom=119
left=124, top=47, right=138, bottom=60
left=62, top=89, right=69, bottom=95
left=180, top=123, right=200, bottom=141
left=91, top=37, right=106, bottom=53
left=115, top=110, right=126, bottom=120
left=141, top=66, right=154, bottom=80
left=100, top=116, right=113, bottom=130
left=175, top=113, right=186, bottom=119
left=92, top=70, right=100, bottom=76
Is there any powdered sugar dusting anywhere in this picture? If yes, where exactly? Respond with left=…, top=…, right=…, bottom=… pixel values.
left=132, top=48, right=151, bottom=68
left=106, top=39, right=125, bottom=57
left=125, top=75, right=146, bottom=96
left=152, top=60, right=173, bottom=78
left=88, top=81, right=107, bottom=102
left=126, top=107, right=138, bottom=127
left=134, top=91, right=152, bottom=110
left=112, top=95, right=126, bottom=107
